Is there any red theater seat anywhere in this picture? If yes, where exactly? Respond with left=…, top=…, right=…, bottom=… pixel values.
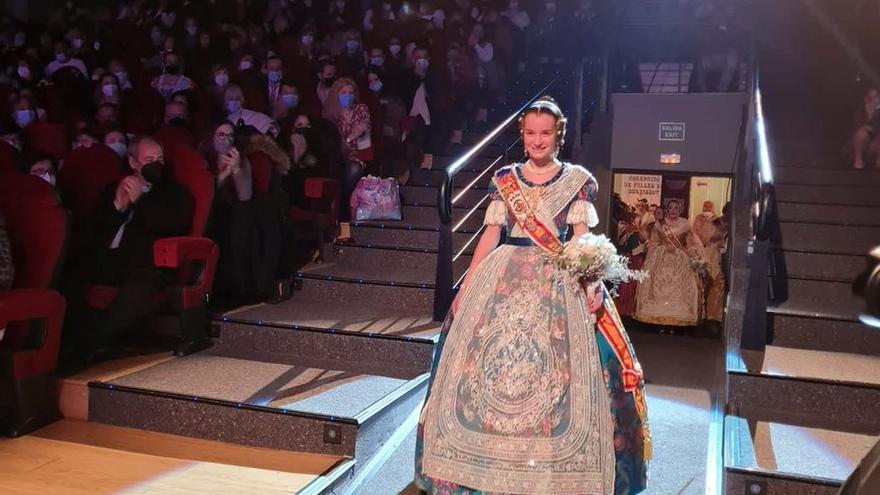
left=0, top=140, right=17, bottom=173
left=58, top=144, right=126, bottom=222
left=249, top=151, right=274, bottom=194
left=23, top=122, right=68, bottom=160
left=84, top=147, right=218, bottom=356
left=154, top=125, right=197, bottom=156
left=288, top=177, right=339, bottom=260
left=0, top=172, right=68, bottom=437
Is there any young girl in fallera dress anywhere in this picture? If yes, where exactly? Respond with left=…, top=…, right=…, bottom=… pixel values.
left=415, top=97, right=650, bottom=495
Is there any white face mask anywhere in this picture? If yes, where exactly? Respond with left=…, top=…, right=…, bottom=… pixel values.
left=389, top=44, right=401, bottom=55
left=71, top=37, right=83, bottom=49
left=301, top=34, right=314, bottom=45
left=17, top=66, right=31, bottom=79
left=108, top=141, right=128, bottom=157
left=239, top=59, right=252, bottom=70
left=702, top=211, right=714, bottom=218
left=113, top=70, right=128, bottom=86
left=415, top=58, right=429, bottom=71
left=214, top=73, right=229, bottom=87
left=102, top=84, right=118, bottom=97
left=38, top=172, right=56, bottom=186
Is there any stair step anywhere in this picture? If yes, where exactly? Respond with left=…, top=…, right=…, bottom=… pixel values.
left=399, top=204, right=485, bottom=231
left=776, top=202, right=880, bottom=227
left=770, top=278, right=865, bottom=321
left=776, top=250, right=866, bottom=282
left=775, top=183, right=880, bottom=207
left=724, top=415, right=874, bottom=494
left=399, top=184, right=489, bottom=208
left=332, top=244, right=471, bottom=283
left=90, top=353, right=430, bottom=460
left=295, top=268, right=436, bottom=312
left=775, top=166, right=880, bottom=186
left=217, top=298, right=437, bottom=378
left=771, top=152, right=847, bottom=169
left=409, top=167, right=496, bottom=188
left=728, top=346, right=880, bottom=434
left=778, top=222, right=880, bottom=255
left=350, top=223, right=478, bottom=252
left=769, top=313, right=880, bottom=355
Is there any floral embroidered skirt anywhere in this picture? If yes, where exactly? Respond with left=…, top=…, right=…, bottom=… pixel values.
left=414, top=246, right=648, bottom=495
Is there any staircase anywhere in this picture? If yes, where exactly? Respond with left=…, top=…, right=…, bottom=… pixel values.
left=724, top=137, right=880, bottom=493
left=78, top=136, right=511, bottom=495
left=723, top=8, right=880, bottom=488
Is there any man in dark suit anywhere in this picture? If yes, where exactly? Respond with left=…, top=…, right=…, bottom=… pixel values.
left=78, top=136, right=193, bottom=359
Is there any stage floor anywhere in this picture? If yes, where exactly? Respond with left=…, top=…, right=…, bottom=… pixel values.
left=0, top=419, right=341, bottom=495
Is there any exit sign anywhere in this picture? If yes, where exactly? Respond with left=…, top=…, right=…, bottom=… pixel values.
left=659, top=122, right=686, bottom=141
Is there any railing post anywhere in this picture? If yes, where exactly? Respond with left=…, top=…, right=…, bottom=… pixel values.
left=434, top=174, right=454, bottom=321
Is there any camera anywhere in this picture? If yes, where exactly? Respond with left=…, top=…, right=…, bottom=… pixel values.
left=853, top=245, right=880, bottom=328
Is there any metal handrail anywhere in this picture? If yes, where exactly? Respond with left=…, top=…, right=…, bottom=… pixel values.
left=432, top=77, right=562, bottom=320
left=438, top=77, right=560, bottom=225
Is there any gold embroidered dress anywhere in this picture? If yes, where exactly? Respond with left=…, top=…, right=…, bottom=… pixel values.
left=415, top=163, right=649, bottom=495
left=633, top=217, right=703, bottom=326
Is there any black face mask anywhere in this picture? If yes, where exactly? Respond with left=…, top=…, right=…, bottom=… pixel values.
left=322, top=77, right=335, bottom=87
left=140, top=161, right=165, bottom=184
left=169, top=116, right=188, bottom=127
left=165, top=64, right=181, bottom=75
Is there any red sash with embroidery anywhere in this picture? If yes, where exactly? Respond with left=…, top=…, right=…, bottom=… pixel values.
left=495, top=168, right=651, bottom=458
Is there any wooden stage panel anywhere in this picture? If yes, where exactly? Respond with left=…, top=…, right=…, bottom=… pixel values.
left=0, top=420, right=342, bottom=495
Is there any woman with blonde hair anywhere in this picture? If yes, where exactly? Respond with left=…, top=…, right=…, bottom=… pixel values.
left=415, top=97, right=649, bottom=495
left=322, top=77, right=372, bottom=226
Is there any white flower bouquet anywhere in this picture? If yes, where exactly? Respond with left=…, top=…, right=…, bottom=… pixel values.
left=545, top=233, right=647, bottom=286
left=688, top=256, right=709, bottom=277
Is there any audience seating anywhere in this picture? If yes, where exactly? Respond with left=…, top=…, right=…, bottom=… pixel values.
left=0, top=172, right=68, bottom=437
left=154, top=125, right=197, bottom=156
left=0, top=140, right=16, bottom=173
left=84, top=146, right=218, bottom=356
left=288, top=177, right=339, bottom=261
left=57, top=144, right=127, bottom=224
left=23, top=122, right=69, bottom=160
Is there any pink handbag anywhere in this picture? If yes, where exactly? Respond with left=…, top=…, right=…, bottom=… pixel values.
left=350, top=175, right=402, bottom=221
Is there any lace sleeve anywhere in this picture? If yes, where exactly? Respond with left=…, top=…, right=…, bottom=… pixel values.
left=566, top=174, right=599, bottom=228
left=484, top=185, right=507, bottom=227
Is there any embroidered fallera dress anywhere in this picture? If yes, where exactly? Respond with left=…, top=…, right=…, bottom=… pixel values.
left=633, top=217, right=703, bottom=327
left=415, top=163, right=650, bottom=495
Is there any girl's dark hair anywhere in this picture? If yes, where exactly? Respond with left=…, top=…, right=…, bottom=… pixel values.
left=518, top=95, right=567, bottom=150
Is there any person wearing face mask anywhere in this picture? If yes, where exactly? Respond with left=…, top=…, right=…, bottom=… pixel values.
left=398, top=46, right=442, bottom=183
left=322, top=78, right=372, bottom=230
left=12, top=106, right=36, bottom=130
left=151, top=52, right=195, bottom=101
left=45, top=42, right=88, bottom=78
left=107, top=60, right=133, bottom=90
left=28, top=154, right=58, bottom=187
left=271, top=81, right=301, bottom=121
left=103, top=129, right=129, bottom=159
left=71, top=136, right=194, bottom=361
left=257, top=55, right=286, bottom=114
left=95, top=73, right=122, bottom=106
left=339, top=31, right=365, bottom=77
left=315, top=60, right=338, bottom=107
left=13, top=60, right=36, bottom=87
left=222, top=84, right=278, bottom=137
